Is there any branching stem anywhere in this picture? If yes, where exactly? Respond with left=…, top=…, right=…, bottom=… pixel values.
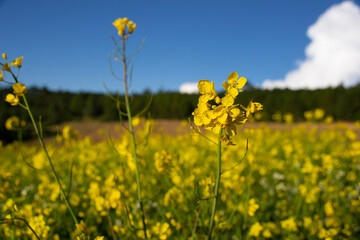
left=121, top=35, right=148, bottom=239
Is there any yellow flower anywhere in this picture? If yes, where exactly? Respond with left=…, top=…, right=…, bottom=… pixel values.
left=192, top=72, right=261, bottom=143
left=113, top=18, right=126, bottom=36
left=9, top=56, right=23, bottom=68
left=108, top=189, right=121, bottom=209
left=284, top=113, right=294, bottom=124
left=2, top=53, right=7, bottom=60
left=198, top=80, right=217, bottom=103
left=262, top=228, right=272, bottom=238
left=132, top=116, right=141, bottom=127
left=193, top=101, right=211, bottom=126
left=246, top=101, right=263, bottom=118
left=154, top=150, right=172, bottom=173
left=248, top=198, right=260, bottom=216
left=281, top=217, right=298, bottom=232
left=27, top=215, right=50, bottom=239
left=324, top=201, right=334, bottom=217
left=249, top=222, right=263, bottom=237
left=76, top=220, right=88, bottom=233
left=113, top=17, right=136, bottom=36
left=152, top=222, right=172, bottom=239
left=5, top=116, right=20, bottom=130
left=5, top=93, right=19, bottom=106
left=303, top=217, right=312, bottom=229
left=12, top=83, right=27, bottom=95
left=222, top=72, right=247, bottom=98
left=304, top=110, right=313, bottom=121
left=314, top=108, right=325, bottom=120
left=0, top=70, right=3, bottom=81
left=127, top=20, right=136, bottom=33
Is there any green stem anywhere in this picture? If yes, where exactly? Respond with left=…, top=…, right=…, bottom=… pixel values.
left=22, top=95, right=79, bottom=226
left=121, top=35, right=148, bottom=239
left=208, top=128, right=223, bottom=240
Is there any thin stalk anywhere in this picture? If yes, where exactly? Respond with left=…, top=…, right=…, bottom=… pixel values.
left=22, top=95, right=79, bottom=226
left=121, top=35, right=148, bottom=239
left=208, top=128, right=223, bottom=239
left=191, top=205, right=202, bottom=240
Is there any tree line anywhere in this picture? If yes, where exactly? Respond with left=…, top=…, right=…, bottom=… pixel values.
left=1, top=85, right=359, bottom=143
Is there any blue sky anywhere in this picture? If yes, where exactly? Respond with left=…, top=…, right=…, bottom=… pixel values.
left=1, top=0, right=358, bottom=93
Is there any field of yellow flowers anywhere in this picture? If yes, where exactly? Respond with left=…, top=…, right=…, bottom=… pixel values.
left=1, top=16, right=360, bottom=240
left=1, top=120, right=359, bottom=239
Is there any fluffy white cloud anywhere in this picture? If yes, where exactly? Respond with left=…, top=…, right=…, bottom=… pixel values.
left=262, top=1, right=360, bottom=89
left=179, top=82, right=199, bottom=94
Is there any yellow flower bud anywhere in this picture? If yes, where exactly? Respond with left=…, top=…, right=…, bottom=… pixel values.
left=214, top=96, right=221, bottom=104
left=113, top=18, right=127, bottom=36
left=113, top=17, right=136, bottom=36
left=12, top=83, right=27, bottom=95
left=2, top=53, right=6, bottom=60
left=127, top=21, right=136, bottom=33
left=5, top=93, right=19, bottom=106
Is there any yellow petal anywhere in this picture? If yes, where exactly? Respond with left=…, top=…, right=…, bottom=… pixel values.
left=198, top=80, right=211, bottom=94
left=218, top=112, right=228, bottom=124
left=208, top=106, right=224, bottom=119
left=194, top=116, right=203, bottom=126
left=228, top=87, right=238, bottom=98
left=203, top=115, right=211, bottom=125
left=212, top=125, right=221, bottom=134
left=221, top=95, right=234, bottom=107
left=222, top=81, right=229, bottom=91
left=199, top=95, right=211, bottom=103
left=12, top=83, right=27, bottom=95
left=227, top=72, right=239, bottom=85
left=214, top=96, right=221, bottom=104
left=5, top=94, right=19, bottom=106
left=198, top=102, right=208, bottom=113
left=229, top=108, right=240, bottom=118
left=253, top=102, right=263, bottom=112
left=236, top=77, right=247, bottom=89
left=9, top=57, right=23, bottom=68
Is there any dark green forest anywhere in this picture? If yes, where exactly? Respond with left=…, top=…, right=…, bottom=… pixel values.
left=1, top=85, right=360, bottom=143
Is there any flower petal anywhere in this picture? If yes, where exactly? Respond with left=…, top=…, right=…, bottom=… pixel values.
left=236, top=77, right=247, bottom=89
left=227, top=72, right=239, bottom=85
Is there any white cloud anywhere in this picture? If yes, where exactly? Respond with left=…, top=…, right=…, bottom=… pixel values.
left=179, top=82, right=199, bottom=94
left=262, top=1, right=360, bottom=90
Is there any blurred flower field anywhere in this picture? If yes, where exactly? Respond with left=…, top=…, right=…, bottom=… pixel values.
left=1, top=120, right=359, bottom=239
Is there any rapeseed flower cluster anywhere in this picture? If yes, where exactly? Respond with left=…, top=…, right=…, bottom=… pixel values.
left=112, top=17, right=136, bottom=37
left=192, top=72, right=262, bottom=144
left=5, top=83, right=27, bottom=106
left=1, top=54, right=27, bottom=106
